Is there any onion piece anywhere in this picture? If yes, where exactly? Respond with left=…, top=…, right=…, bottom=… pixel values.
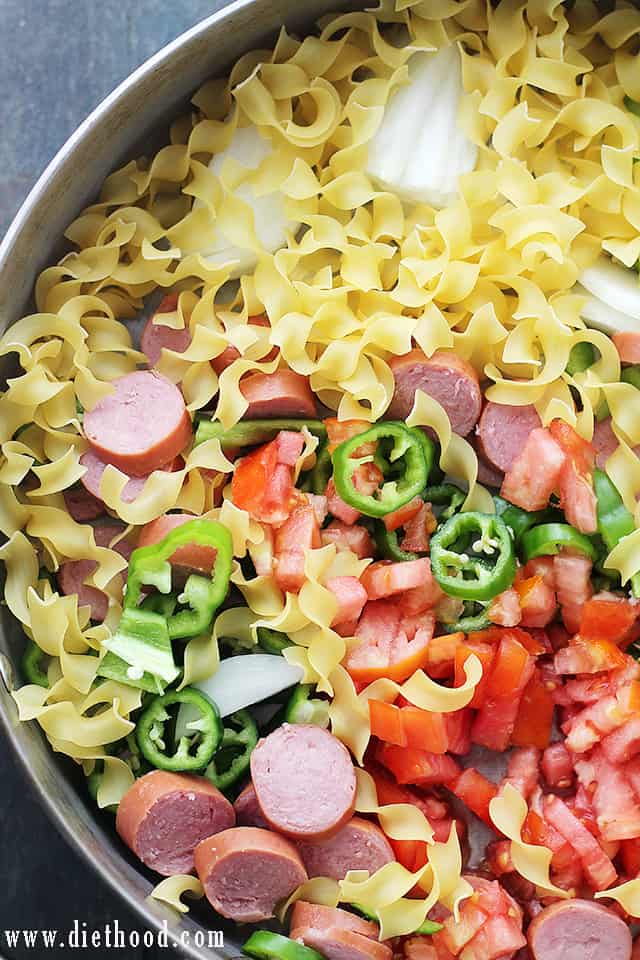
left=197, top=126, right=299, bottom=278
left=576, top=256, right=640, bottom=336
left=189, top=653, right=303, bottom=718
left=366, top=44, right=477, bottom=208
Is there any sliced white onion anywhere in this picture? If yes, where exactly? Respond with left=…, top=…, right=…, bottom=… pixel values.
left=579, top=256, right=640, bottom=324
left=197, top=126, right=299, bottom=278
left=191, top=654, right=303, bottom=718
left=366, top=44, right=478, bottom=208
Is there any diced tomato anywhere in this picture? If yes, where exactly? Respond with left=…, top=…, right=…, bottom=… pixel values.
left=472, top=634, right=535, bottom=751
left=403, top=938, right=438, bottom=960
left=580, top=597, right=639, bottom=646
left=275, top=430, right=305, bottom=466
left=500, top=427, right=565, bottom=512
left=543, top=793, right=617, bottom=890
left=489, top=588, right=522, bottom=627
left=516, top=575, right=556, bottom=628
left=403, top=571, right=445, bottom=614
left=541, top=742, right=573, bottom=789
left=382, top=496, right=423, bottom=532
left=501, top=746, right=540, bottom=800
left=344, top=599, right=434, bottom=683
left=549, top=419, right=597, bottom=535
left=554, top=550, right=593, bottom=632
left=320, top=521, right=375, bottom=559
left=361, top=557, right=433, bottom=601
left=426, top=631, right=464, bottom=679
left=555, top=635, right=628, bottom=674
left=325, top=418, right=375, bottom=454
left=454, top=641, right=495, bottom=709
left=273, top=501, right=321, bottom=593
left=521, top=555, right=556, bottom=589
left=547, top=621, right=571, bottom=652
left=401, top=707, right=449, bottom=754
left=444, top=708, right=472, bottom=755
left=377, top=743, right=460, bottom=786
left=449, top=767, right=498, bottom=827
left=369, top=700, right=406, bottom=747
left=486, top=839, right=514, bottom=877
left=511, top=667, right=555, bottom=749
left=231, top=436, right=298, bottom=524
left=401, top=502, right=437, bottom=553
left=460, top=915, right=526, bottom=960
left=621, top=838, right=640, bottom=877
left=326, top=576, right=367, bottom=627
left=564, top=692, right=625, bottom=753
left=602, top=717, right=640, bottom=765
left=325, top=477, right=361, bottom=525
left=439, top=902, right=487, bottom=954
left=307, top=493, right=328, bottom=526
left=591, top=750, right=640, bottom=843
left=389, top=837, right=429, bottom=874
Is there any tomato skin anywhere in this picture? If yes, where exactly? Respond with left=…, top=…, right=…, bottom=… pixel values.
left=361, top=558, right=433, bottom=601
left=369, top=700, right=407, bottom=747
left=512, top=667, right=555, bottom=749
left=555, top=635, right=628, bottom=674
left=325, top=418, right=374, bottom=454
left=449, top=767, right=497, bottom=827
left=273, top=501, right=321, bottom=593
left=454, top=641, right=495, bottom=709
left=472, top=634, right=535, bottom=751
left=543, top=793, right=618, bottom=891
left=621, top=837, right=640, bottom=877
left=320, top=521, right=375, bottom=560
left=376, top=743, right=461, bottom=786
left=579, top=597, right=639, bottom=646
left=401, top=502, right=436, bottom=553
left=488, top=588, right=522, bottom=627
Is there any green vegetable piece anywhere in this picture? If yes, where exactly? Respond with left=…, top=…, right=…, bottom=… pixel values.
left=594, top=469, right=640, bottom=597
left=243, top=931, right=325, bottom=960
left=195, top=418, right=326, bottom=450
left=21, top=640, right=49, bottom=688
left=566, top=341, right=596, bottom=375
left=106, top=606, right=178, bottom=687
left=310, top=443, right=332, bottom=496
left=284, top=684, right=329, bottom=726
left=331, top=423, right=432, bottom=518
left=494, top=496, right=560, bottom=543
left=624, top=95, right=640, bottom=118
left=520, top=522, right=597, bottom=563
left=373, top=522, right=419, bottom=562
left=424, top=483, right=465, bottom=520
left=256, top=627, right=290, bottom=655
left=622, top=365, right=640, bottom=391
left=136, top=687, right=222, bottom=773
left=124, top=518, right=233, bottom=640
left=430, top=512, right=516, bottom=601
left=205, top=708, right=258, bottom=792
left=96, top=650, right=165, bottom=693
left=439, top=604, right=491, bottom=635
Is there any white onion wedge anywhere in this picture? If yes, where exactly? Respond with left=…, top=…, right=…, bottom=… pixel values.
left=577, top=256, right=640, bottom=336
left=198, top=127, right=299, bottom=278
left=366, top=44, right=477, bottom=208
left=190, top=654, right=303, bottom=718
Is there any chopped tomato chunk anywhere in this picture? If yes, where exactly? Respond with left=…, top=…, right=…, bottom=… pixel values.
left=273, top=501, right=320, bottom=593
left=401, top=502, right=437, bottom=553
left=579, top=597, right=639, bottom=646
left=512, top=667, right=555, bottom=749
left=541, top=742, right=573, bottom=789
left=500, top=427, right=565, bottom=512
left=549, top=418, right=597, bottom=534
left=320, top=521, right=374, bottom=559
left=138, top=513, right=217, bottom=573
left=325, top=418, right=374, bottom=454
left=543, top=793, right=617, bottom=890
left=231, top=436, right=299, bottom=524
left=488, top=588, right=521, bottom=627
left=555, top=635, right=628, bottom=675
left=472, top=633, right=535, bottom=751
left=501, top=746, right=540, bottom=800
left=516, top=575, right=556, bottom=628
left=377, top=743, right=460, bottom=786
left=454, top=641, right=495, bottom=709
left=361, top=557, right=433, bottom=601
left=382, top=496, right=423, bottom=532
left=369, top=700, right=406, bottom=747
left=449, top=768, right=497, bottom=827
left=325, top=477, right=361, bottom=525
left=344, top=599, right=434, bottom=683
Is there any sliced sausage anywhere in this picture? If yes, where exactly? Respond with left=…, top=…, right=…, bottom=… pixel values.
left=116, top=770, right=235, bottom=877
left=528, top=900, right=631, bottom=960
left=387, top=349, right=482, bottom=436
left=592, top=417, right=640, bottom=470
left=250, top=723, right=357, bottom=841
left=476, top=454, right=504, bottom=489
left=141, top=315, right=191, bottom=367
left=138, top=513, right=216, bottom=575
left=79, top=449, right=181, bottom=504
left=83, top=370, right=191, bottom=475
left=233, top=783, right=270, bottom=829
left=63, top=485, right=104, bottom=522
left=613, top=332, right=640, bottom=365
left=194, top=826, right=307, bottom=922
left=240, top=369, right=317, bottom=419
left=298, top=815, right=394, bottom=880
left=210, top=313, right=277, bottom=375
left=290, top=902, right=392, bottom=960
left=477, top=402, right=542, bottom=473
left=57, top=523, right=133, bottom=621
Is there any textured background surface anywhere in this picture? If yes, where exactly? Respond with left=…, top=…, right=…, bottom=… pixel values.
left=0, top=3, right=228, bottom=957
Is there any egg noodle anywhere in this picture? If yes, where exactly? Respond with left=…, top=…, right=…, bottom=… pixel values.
left=3, top=0, right=640, bottom=927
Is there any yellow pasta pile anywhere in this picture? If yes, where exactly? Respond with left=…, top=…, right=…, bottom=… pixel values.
left=1, top=0, right=640, bottom=921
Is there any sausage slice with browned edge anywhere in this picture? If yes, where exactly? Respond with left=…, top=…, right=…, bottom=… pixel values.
left=290, top=902, right=392, bottom=960
left=250, top=724, right=357, bottom=841
left=141, top=294, right=191, bottom=367
left=116, top=770, right=235, bottom=877
left=79, top=449, right=182, bottom=504
left=240, top=370, right=318, bottom=419
left=477, top=402, right=542, bottom=473
left=298, top=816, right=395, bottom=880
left=233, top=782, right=269, bottom=829
left=387, top=349, right=482, bottom=436
left=57, top=522, right=133, bottom=621
left=83, top=370, right=191, bottom=475
left=528, top=900, right=632, bottom=960
left=194, top=826, right=307, bottom=922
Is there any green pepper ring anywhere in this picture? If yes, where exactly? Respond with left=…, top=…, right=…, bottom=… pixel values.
left=205, top=708, right=258, bottom=792
left=136, top=687, right=222, bottom=772
left=520, top=522, right=597, bottom=563
left=430, top=511, right=516, bottom=601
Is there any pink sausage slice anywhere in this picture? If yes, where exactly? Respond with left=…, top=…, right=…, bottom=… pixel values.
left=240, top=370, right=317, bottom=419
left=528, top=900, right=632, bottom=960
left=141, top=314, right=191, bottom=367
left=290, top=902, right=392, bottom=960
left=387, top=349, right=482, bottom=436
left=83, top=371, right=191, bottom=476
left=63, top=485, right=104, bottom=522
left=137, top=513, right=217, bottom=575
left=614, top=332, right=640, bottom=365
left=477, top=402, right=542, bottom=473
left=475, top=454, right=504, bottom=489
left=298, top=815, right=394, bottom=880
left=233, top=783, right=269, bottom=829
left=592, top=417, right=640, bottom=470
left=57, top=523, right=133, bottom=621
left=251, top=724, right=357, bottom=842
left=194, top=826, right=307, bottom=922
left=116, top=770, right=235, bottom=877
left=79, top=449, right=181, bottom=504
left=210, top=314, right=277, bottom=375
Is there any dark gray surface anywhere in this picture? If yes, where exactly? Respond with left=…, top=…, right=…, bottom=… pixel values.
left=0, top=3, right=228, bottom=957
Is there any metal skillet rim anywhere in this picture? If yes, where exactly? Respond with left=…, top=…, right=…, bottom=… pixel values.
left=0, top=2, right=269, bottom=956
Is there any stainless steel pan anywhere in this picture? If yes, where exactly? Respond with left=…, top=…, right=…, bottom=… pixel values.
left=0, top=2, right=356, bottom=955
